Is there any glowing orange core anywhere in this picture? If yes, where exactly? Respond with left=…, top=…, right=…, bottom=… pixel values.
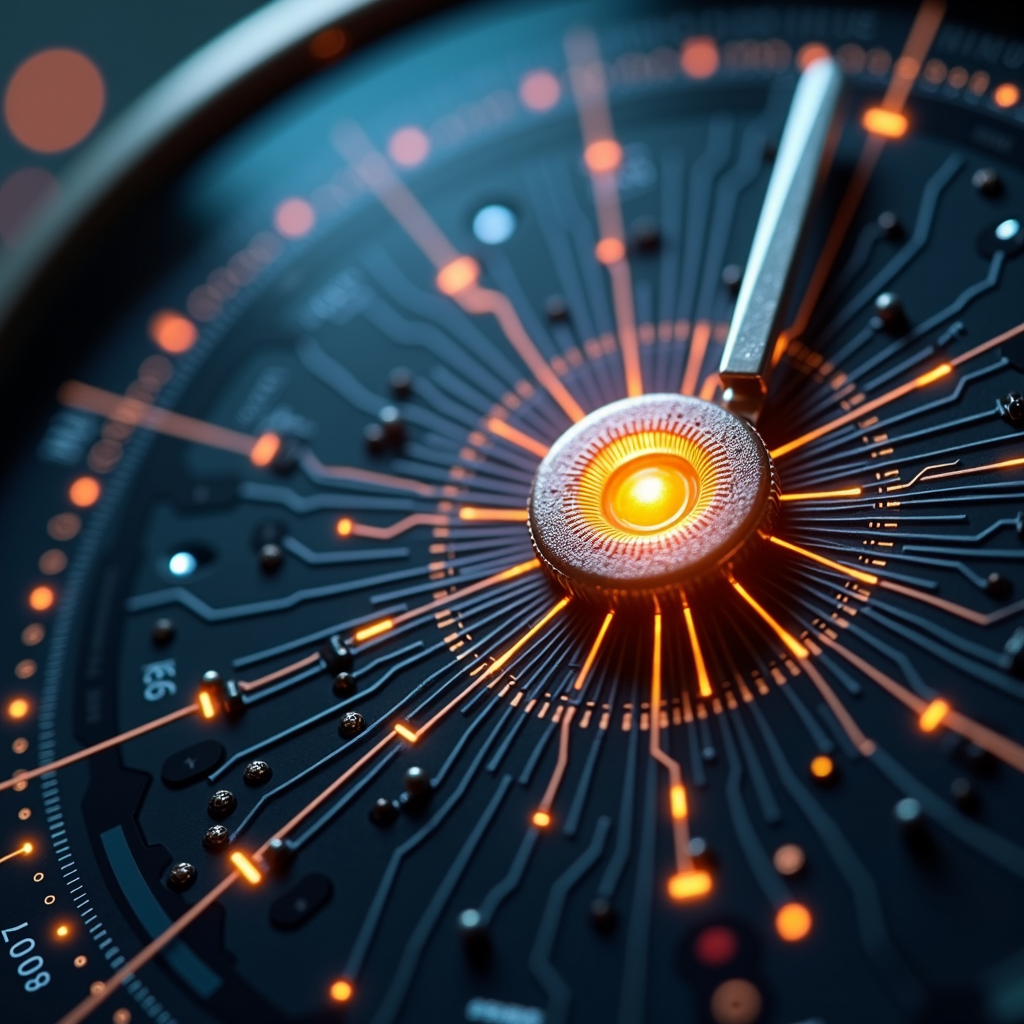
left=603, top=453, right=699, bottom=535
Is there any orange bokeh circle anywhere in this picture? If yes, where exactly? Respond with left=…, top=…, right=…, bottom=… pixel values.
left=4, top=48, right=105, bottom=153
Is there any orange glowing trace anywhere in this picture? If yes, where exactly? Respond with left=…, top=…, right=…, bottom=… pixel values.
left=249, top=432, right=281, bottom=468
left=670, top=784, right=689, bottom=821
left=769, top=536, right=879, bottom=586
left=69, top=476, right=101, bottom=508
left=330, top=980, right=354, bottom=1003
left=668, top=868, right=713, bottom=901
left=532, top=810, right=552, bottom=828
left=197, top=690, right=216, bottom=720
left=7, top=698, right=29, bottom=720
left=730, top=580, right=809, bottom=660
left=780, top=487, right=862, bottom=502
left=354, top=619, right=394, bottom=643
left=683, top=602, right=713, bottom=699
left=862, top=107, right=909, bottom=138
left=393, top=722, right=417, bottom=743
left=775, top=902, right=812, bottom=941
left=436, top=256, right=480, bottom=296
left=229, top=851, right=263, bottom=885
left=919, top=698, right=950, bottom=733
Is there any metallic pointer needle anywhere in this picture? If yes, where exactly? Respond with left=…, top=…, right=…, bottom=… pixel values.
left=719, top=57, right=844, bottom=424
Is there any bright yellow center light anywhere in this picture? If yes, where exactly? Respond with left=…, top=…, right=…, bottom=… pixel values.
left=604, top=454, right=698, bottom=534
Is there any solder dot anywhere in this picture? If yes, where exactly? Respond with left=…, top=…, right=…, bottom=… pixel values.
left=44, top=894, right=55, bottom=905
left=113, top=1006, right=132, bottom=1023
left=709, top=978, right=762, bottom=1024
left=74, top=954, right=87, bottom=967
left=33, top=872, right=44, bottom=882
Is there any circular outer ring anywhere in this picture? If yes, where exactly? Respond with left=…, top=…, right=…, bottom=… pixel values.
left=528, top=394, right=780, bottom=606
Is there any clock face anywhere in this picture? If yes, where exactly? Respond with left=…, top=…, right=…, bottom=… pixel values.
left=2, top=2, right=1024, bottom=1023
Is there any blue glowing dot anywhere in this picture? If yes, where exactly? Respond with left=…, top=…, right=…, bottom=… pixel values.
left=472, top=204, right=517, bottom=245
left=168, top=551, right=198, bottom=577
left=995, top=218, right=1020, bottom=241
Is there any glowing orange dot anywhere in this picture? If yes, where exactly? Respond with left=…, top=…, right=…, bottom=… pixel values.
left=29, top=586, right=55, bottom=612
left=606, top=457, right=695, bottom=533
left=994, top=82, right=1020, bottom=109
left=668, top=869, right=713, bottom=901
left=309, top=27, right=348, bottom=61
left=796, top=42, right=831, bottom=70
left=809, top=755, right=834, bottom=779
left=330, top=980, right=354, bottom=1003
left=775, top=902, right=812, bottom=941
left=680, top=37, right=720, bottom=79
left=336, top=517, right=354, bottom=537
left=148, top=310, right=197, bottom=354
left=532, top=810, right=551, bottom=828
left=273, top=197, right=315, bottom=239
left=919, top=698, right=950, bottom=733
left=68, top=475, right=101, bottom=508
left=55, top=924, right=69, bottom=938
left=436, top=256, right=480, bottom=296
left=388, top=126, right=430, bottom=167
left=7, top=698, right=29, bottom=720
left=594, top=237, right=626, bottom=265
left=583, top=139, right=622, bottom=173
left=862, top=107, right=908, bottom=139
left=519, top=69, right=561, bottom=112
left=4, top=49, right=105, bottom=153
left=250, top=432, right=281, bottom=468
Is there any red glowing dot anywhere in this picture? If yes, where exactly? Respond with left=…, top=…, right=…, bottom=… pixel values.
left=994, top=82, right=1020, bottom=109
left=595, top=238, right=625, bottom=265
left=4, top=49, right=105, bottom=153
left=68, top=476, right=101, bottom=508
left=388, top=126, right=430, bottom=168
left=694, top=925, right=739, bottom=967
left=584, top=139, right=622, bottom=174
left=680, top=37, right=720, bottom=79
left=29, top=586, right=55, bottom=612
left=519, top=69, right=561, bottom=112
left=274, top=197, right=315, bottom=239
left=148, top=310, right=197, bottom=354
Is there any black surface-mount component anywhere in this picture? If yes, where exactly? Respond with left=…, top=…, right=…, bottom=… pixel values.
left=877, top=210, right=902, bottom=239
left=369, top=797, right=399, bottom=826
left=544, top=294, right=569, bottom=321
left=1003, top=627, right=1024, bottom=678
left=259, top=542, right=283, bottom=572
left=388, top=366, right=413, bottom=399
left=972, top=166, right=1002, bottom=195
left=873, top=291, right=907, bottom=333
left=263, top=837, right=295, bottom=874
left=333, top=671, right=355, bottom=696
left=379, top=404, right=405, bottom=444
left=630, top=215, right=661, bottom=252
left=151, top=617, right=175, bottom=645
left=363, top=422, right=386, bottom=453
left=998, top=392, right=1024, bottom=427
left=320, top=634, right=353, bottom=676
left=590, top=896, right=617, bottom=932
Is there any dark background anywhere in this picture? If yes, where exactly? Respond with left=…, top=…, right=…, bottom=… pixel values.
left=0, top=0, right=268, bottom=254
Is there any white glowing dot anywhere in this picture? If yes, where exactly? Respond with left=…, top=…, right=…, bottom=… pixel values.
left=168, top=551, right=197, bottom=577
left=472, top=204, right=516, bottom=245
left=995, top=218, right=1020, bottom=241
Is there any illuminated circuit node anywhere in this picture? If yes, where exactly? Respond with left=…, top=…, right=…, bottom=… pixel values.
left=527, top=395, right=779, bottom=607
